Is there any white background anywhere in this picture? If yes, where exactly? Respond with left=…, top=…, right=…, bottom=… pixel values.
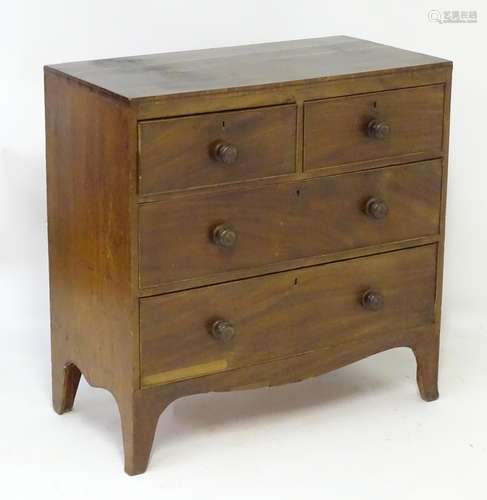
left=1, top=1, right=486, bottom=498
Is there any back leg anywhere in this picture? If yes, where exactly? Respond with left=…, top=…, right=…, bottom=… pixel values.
left=52, top=361, right=82, bottom=414
left=412, top=330, right=440, bottom=402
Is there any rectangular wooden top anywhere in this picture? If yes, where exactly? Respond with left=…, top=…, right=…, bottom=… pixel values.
left=45, top=36, right=450, bottom=101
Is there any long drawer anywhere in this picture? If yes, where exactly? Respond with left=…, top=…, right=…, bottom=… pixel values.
left=140, top=245, right=437, bottom=387
left=139, top=160, right=442, bottom=288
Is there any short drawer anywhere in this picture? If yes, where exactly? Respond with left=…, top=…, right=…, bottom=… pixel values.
left=138, top=104, right=297, bottom=195
left=140, top=245, right=437, bottom=387
left=304, top=85, right=444, bottom=171
left=139, top=160, right=442, bottom=288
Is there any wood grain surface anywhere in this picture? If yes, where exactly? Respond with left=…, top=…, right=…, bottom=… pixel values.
left=45, top=36, right=449, bottom=100
left=45, top=71, right=136, bottom=403
left=139, top=160, right=442, bottom=288
left=138, top=104, right=296, bottom=194
left=140, top=245, right=437, bottom=385
left=304, top=84, right=444, bottom=171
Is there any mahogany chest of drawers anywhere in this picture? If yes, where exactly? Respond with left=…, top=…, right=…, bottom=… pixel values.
left=44, top=36, right=452, bottom=475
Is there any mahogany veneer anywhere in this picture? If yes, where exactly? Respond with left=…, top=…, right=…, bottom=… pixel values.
left=45, top=36, right=452, bottom=475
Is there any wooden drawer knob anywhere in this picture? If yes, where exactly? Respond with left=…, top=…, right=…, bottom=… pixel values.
left=212, top=223, right=237, bottom=248
left=367, top=119, right=390, bottom=139
left=364, top=197, right=388, bottom=219
left=211, top=320, right=235, bottom=342
left=212, top=141, right=239, bottom=165
left=361, top=289, right=384, bottom=311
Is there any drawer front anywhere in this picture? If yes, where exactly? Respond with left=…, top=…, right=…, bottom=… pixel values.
left=139, top=160, right=441, bottom=288
left=304, top=85, right=444, bottom=171
left=140, top=245, right=437, bottom=386
left=138, top=104, right=296, bottom=195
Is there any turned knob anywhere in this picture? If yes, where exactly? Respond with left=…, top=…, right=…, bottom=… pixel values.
left=367, top=119, right=390, bottom=139
left=361, top=289, right=384, bottom=311
left=364, top=197, right=388, bottom=219
left=211, top=141, right=239, bottom=165
left=210, top=320, right=235, bottom=342
left=212, top=223, right=237, bottom=248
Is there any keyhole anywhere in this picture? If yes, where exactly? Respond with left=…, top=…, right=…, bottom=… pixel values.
left=296, top=189, right=300, bottom=197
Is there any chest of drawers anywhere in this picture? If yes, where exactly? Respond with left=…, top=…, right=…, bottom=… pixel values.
left=45, top=36, right=452, bottom=475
